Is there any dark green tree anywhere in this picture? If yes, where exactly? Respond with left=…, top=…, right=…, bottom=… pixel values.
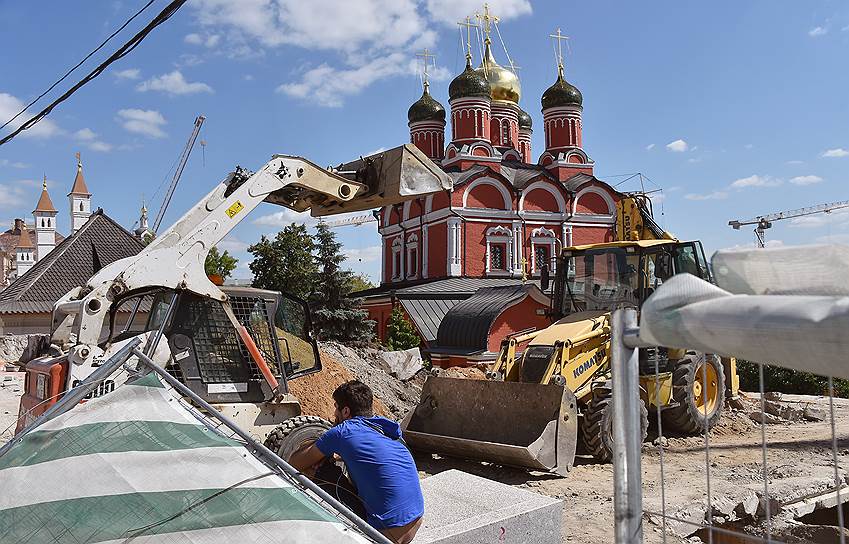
left=309, top=222, right=375, bottom=342
left=386, top=305, right=420, bottom=351
left=248, top=224, right=316, bottom=300
left=204, top=246, right=238, bottom=280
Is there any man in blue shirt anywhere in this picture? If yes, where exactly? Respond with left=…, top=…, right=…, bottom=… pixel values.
left=291, top=380, right=424, bottom=544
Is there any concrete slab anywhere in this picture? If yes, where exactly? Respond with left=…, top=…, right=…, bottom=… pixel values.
left=416, top=469, right=562, bottom=544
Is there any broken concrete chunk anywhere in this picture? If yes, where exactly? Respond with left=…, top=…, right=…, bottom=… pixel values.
left=763, top=391, right=782, bottom=401
left=749, top=411, right=783, bottom=424
left=803, top=406, right=827, bottom=422
left=780, top=405, right=805, bottom=422
left=728, top=396, right=747, bottom=410
left=763, top=400, right=784, bottom=417
left=735, top=492, right=760, bottom=518
left=380, top=347, right=423, bottom=381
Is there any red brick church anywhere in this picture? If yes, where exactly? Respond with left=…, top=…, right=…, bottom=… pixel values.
left=357, top=19, right=626, bottom=363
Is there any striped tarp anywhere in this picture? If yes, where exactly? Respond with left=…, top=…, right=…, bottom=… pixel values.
left=0, top=374, right=370, bottom=544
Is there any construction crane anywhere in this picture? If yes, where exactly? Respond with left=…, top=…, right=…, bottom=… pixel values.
left=729, top=199, right=849, bottom=247
left=324, top=211, right=379, bottom=228
left=152, top=115, right=205, bottom=233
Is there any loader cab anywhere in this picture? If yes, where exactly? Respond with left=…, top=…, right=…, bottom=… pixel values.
left=108, top=286, right=321, bottom=404
left=553, top=240, right=710, bottom=319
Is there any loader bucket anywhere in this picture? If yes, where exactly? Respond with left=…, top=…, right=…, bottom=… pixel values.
left=401, top=377, right=578, bottom=476
left=311, top=144, right=451, bottom=216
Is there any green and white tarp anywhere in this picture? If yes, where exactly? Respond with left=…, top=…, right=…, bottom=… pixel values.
left=0, top=374, right=370, bottom=544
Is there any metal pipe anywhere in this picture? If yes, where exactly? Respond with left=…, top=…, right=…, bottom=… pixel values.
left=131, top=348, right=394, bottom=544
left=0, top=338, right=141, bottom=460
left=612, top=308, right=643, bottom=544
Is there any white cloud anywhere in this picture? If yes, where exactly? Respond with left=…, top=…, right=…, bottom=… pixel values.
left=243, top=74, right=254, bottom=81
left=217, top=237, right=250, bottom=253
left=786, top=160, right=804, bottom=165
left=809, top=26, right=828, bottom=37
left=730, top=175, right=781, bottom=189
left=789, top=175, right=823, bottom=186
left=822, top=148, right=849, bottom=158
left=687, top=157, right=702, bottom=163
left=685, top=191, right=728, bottom=201
left=744, top=143, right=754, bottom=149
left=114, top=68, right=141, bottom=80
left=0, top=159, right=28, bottom=168
left=74, top=127, right=113, bottom=152
left=0, top=182, right=32, bottom=208
left=279, top=53, right=414, bottom=107
left=137, top=71, right=213, bottom=95
left=843, top=24, right=849, bottom=32
left=253, top=208, right=313, bottom=227
left=116, top=109, right=167, bottom=138
left=764, top=240, right=784, bottom=248
left=666, top=139, right=688, bottom=152
left=0, top=93, right=60, bottom=139
left=344, top=245, right=381, bottom=263
left=424, top=0, right=531, bottom=26
left=645, top=143, right=655, bottom=151
left=185, top=33, right=220, bottom=47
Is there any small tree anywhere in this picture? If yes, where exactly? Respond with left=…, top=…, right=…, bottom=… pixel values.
left=386, top=306, right=420, bottom=351
left=205, top=246, right=238, bottom=280
left=310, top=222, right=375, bottom=342
left=249, top=224, right=316, bottom=300
left=350, top=272, right=376, bottom=293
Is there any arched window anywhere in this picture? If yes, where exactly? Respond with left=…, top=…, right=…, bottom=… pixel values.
left=391, top=238, right=403, bottom=281
left=530, top=227, right=557, bottom=274
left=80, top=202, right=84, bottom=212
left=406, top=234, right=419, bottom=280
left=41, top=218, right=45, bottom=228
left=485, top=225, right=513, bottom=276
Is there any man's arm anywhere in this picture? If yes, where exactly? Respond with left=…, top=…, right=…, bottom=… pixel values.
left=289, top=442, right=326, bottom=475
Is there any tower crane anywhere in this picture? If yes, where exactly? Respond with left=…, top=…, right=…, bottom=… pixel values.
left=323, top=210, right=379, bottom=228
left=152, top=115, right=205, bottom=233
left=729, top=199, right=849, bottom=247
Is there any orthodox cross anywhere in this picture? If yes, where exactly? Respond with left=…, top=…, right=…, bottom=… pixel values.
left=457, top=16, right=477, bottom=60
left=521, top=257, right=528, bottom=283
left=549, top=28, right=570, bottom=77
left=416, top=48, right=435, bottom=88
left=476, top=3, right=498, bottom=44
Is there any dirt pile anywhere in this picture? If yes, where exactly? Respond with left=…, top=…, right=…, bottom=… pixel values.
left=318, top=342, right=424, bottom=421
left=289, top=342, right=423, bottom=422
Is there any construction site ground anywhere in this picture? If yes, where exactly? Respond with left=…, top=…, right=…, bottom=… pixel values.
left=3, top=351, right=848, bottom=543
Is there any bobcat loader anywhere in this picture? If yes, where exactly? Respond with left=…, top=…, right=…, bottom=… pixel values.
left=15, top=144, right=450, bottom=456
left=402, top=196, right=739, bottom=475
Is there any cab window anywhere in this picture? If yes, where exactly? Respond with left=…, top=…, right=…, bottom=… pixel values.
left=274, top=296, right=319, bottom=378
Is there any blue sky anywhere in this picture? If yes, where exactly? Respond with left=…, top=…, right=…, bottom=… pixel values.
left=1, top=0, right=848, bottom=282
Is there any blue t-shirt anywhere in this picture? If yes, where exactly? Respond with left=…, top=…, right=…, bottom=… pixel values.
left=315, top=416, right=424, bottom=530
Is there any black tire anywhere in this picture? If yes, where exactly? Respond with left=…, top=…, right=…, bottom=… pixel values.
left=264, top=415, right=332, bottom=462
left=662, top=353, right=725, bottom=434
left=580, top=385, right=648, bottom=463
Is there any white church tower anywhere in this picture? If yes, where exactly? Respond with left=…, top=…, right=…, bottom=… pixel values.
left=68, top=152, right=91, bottom=233
left=33, top=176, right=57, bottom=261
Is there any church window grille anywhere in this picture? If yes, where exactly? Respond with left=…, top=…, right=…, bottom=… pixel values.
left=485, top=225, right=513, bottom=275
left=490, top=245, right=505, bottom=270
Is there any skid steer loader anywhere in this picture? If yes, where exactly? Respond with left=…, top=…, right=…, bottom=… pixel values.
left=15, top=144, right=450, bottom=457
left=402, top=197, right=739, bottom=475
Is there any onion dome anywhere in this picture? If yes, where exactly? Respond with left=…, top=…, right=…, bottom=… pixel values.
left=518, top=108, right=532, bottom=129
left=408, top=82, right=446, bottom=124
left=477, top=41, right=520, bottom=103
left=541, top=67, right=582, bottom=109
left=449, top=55, right=491, bottom=101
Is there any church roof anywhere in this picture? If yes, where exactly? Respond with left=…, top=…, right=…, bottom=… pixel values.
left=408, top=83, right=446, bottom=124
left=449, top=56, right=491, bottom=101
left=0, top=221, right=64, bottom=254
left=446, top=162, right=557, bottom=190
left=69, top=164, right=91, bottom=196
left=541, top=70, right=583, bottom=109
left=14, top=225, right=34, bottom=249
left=0, top=210, right=144, bottom=314
left=33, top=183, right=57, bottom=214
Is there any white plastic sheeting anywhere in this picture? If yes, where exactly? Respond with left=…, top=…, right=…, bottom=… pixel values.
left=640, top=245, right=849, bottom=380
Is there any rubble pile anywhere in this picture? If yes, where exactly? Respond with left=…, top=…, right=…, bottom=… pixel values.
left=299, top=342, right=424, bottom=421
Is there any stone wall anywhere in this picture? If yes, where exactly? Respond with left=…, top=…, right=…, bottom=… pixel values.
left=0, top=334, right=49, bottom=366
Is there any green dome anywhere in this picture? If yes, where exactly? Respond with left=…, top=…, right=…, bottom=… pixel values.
left=518, top=108, right=532, bottom=129
left=408, top=84, right=446, bottom=124
left=541, top=72, right=582, bottom=110
left=449, top=57, right=491, bottom=101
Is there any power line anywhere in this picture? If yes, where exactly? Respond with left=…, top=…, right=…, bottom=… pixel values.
left=0, top=0, right=157, bottom=132
left=0, top=0, right=188, bottom=148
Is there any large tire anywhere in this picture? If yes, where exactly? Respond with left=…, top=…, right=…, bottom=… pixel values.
left=264, top=415, right=332, bottom=462
left=581, top=385, right=648, bottom=463
left=662, top=353, right=725, bottom=434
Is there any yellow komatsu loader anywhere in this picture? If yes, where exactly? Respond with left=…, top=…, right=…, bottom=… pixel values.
left=402, top=195, right=739, bottom=475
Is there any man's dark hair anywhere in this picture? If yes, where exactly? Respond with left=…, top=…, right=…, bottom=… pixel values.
left=333, top=380, right=373, bottom=417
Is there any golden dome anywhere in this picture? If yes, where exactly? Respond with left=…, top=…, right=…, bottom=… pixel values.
left=477, top=41, right=520, bottom=104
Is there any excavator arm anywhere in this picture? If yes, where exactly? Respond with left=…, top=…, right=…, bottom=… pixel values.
left=616, top=194, right=675, bottom=241
left=50, top=144, right=450, bottom=370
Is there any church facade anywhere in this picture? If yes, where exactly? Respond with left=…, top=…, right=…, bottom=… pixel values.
left=358, top=20, right=626, bottom=352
